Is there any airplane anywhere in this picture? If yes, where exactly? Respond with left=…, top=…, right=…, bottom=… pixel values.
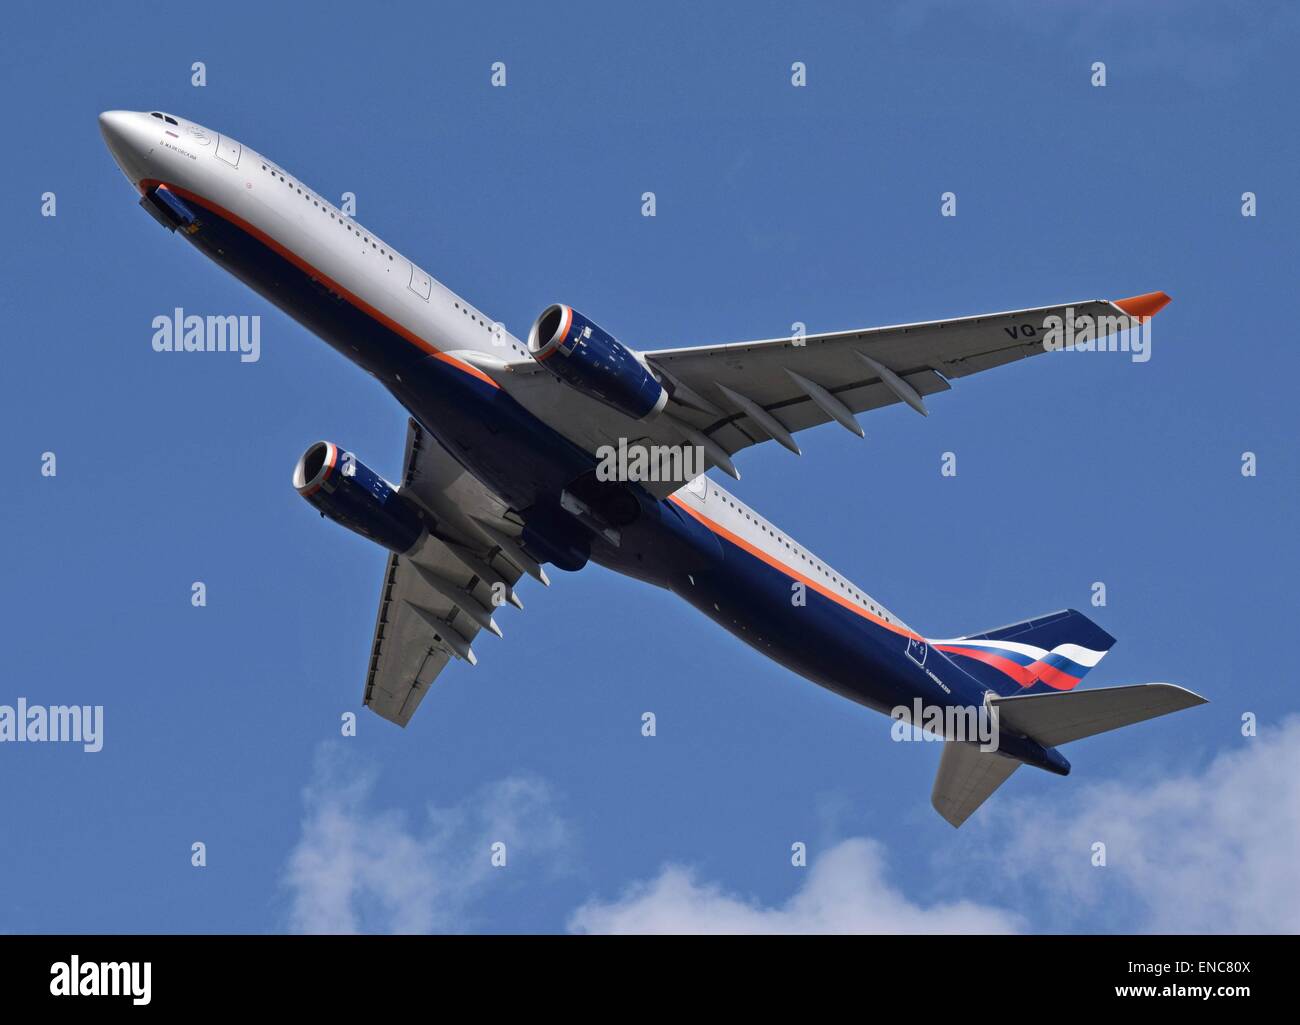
left=99, top=109, right=1207, bottom=826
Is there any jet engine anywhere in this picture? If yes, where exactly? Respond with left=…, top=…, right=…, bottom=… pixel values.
left=292, top=441, right=426, bottom=554
left=527, top=304, right=667, bottom=420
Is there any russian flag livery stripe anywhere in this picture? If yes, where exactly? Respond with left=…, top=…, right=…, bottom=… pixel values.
left=931, top=639, right=1107, bottom=690
left=928, top=608, right=1117, bottom=693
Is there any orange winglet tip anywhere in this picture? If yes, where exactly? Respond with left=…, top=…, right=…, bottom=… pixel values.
left=1113, top=290, right=1172, bottom=320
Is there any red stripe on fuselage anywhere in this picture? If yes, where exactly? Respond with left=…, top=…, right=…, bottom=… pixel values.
left=138, top=179, right=500, bottom=390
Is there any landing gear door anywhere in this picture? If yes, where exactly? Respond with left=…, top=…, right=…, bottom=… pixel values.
left=408, top=264, right=432, bottom=300
left=215, top=134, right=241, bottom=167
left=906, top=636, right=928, bottom=666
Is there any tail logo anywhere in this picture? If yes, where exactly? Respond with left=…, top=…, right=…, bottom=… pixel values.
left=929, top=638, right=1108, bottom=691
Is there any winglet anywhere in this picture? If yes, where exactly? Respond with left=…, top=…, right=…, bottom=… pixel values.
left=1113, top=290, right=1172, bottom=320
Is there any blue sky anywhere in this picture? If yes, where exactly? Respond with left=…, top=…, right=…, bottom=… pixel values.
left=2, top=0, right=1297, bottom=933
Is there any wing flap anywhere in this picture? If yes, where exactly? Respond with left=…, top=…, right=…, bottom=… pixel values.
left=700, top=368, right=952, bottom=449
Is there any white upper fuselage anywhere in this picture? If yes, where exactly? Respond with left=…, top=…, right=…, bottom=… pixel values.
left=99, top=110, right=531, bottom=365
left=98, top=109, right=908, bottom=633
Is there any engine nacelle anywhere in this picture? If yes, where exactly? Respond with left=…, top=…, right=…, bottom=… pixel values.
left=293, top=441, right=426, bottom=554
left=527, top=304, right=667, bottom=421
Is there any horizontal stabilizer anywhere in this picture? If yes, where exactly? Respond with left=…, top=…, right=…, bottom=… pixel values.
left=931, top=683, right=1207, bottom=827
left=989, top=682, right=1208, bottom=748
left=931, top=741, right=1020, bottom=828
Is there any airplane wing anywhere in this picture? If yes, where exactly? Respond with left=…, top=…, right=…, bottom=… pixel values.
left=362, top=419, right=538, bottom=726
left=496, top=291, right=1169, bottom=498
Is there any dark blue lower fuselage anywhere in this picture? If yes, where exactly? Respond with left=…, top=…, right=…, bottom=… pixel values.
left=161, top=183, right=1026, bottom=732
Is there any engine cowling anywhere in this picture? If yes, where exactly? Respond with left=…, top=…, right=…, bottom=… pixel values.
left=292, top=441, right=426, bottom=554
left=527, top=304, right=667, bottom=421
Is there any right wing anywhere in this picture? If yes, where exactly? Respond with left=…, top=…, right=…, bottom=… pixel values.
left=363, top=419, right=539, bottom=726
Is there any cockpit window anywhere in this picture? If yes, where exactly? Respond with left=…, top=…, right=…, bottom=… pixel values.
left=149, top=112, right=179, bottom=125
left=150, top=112, right=163, bottom=119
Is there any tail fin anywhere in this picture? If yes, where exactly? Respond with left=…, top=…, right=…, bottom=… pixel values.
left=932, top=741, right=1021, bottom=828
left=931, top=683, right=1208, bottom=827
left=931, top=608, right=1116, bottom=695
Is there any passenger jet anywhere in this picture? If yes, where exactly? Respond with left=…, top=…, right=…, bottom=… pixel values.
left=99, top=109, right=1206, bottom=826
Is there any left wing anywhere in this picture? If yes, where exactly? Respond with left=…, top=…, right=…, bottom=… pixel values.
left=363, top=419, right=539, bottom=726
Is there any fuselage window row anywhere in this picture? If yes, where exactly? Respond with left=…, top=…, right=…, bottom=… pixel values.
left=719, top=493, right=885, bottom=613
left=256, top=163, right=527, bottom=356
left=260, top=161, right=395, bottom=261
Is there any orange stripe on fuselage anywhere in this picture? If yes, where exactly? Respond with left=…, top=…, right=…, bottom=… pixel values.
left=666, top=493, right=919, bottom=640
left=138, top=179, right=499, bottom=389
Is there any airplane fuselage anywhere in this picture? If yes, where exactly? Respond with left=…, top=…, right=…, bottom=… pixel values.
left=100, top=110, right=1051, bottom=746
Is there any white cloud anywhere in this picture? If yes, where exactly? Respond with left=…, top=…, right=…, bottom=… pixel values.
left=283, top=743, right=568, bottom=934
left=572, top=717, right=1300, bottom=934
left=989, top=715, right=1300, bottom=934
left=285, top=719, right=1300, bottom=935
left=569, top=837, right=1023, bottom=934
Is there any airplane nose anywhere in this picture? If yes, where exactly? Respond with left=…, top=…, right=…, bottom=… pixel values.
left=99, top=110, right=151, bottom=184
left=98, top=110, right=131, bottom=149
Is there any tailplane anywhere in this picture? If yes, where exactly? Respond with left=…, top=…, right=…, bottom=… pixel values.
left=988, top=682, right=1208, bottom=748
left=931, top=683, right=1207, bottom=827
